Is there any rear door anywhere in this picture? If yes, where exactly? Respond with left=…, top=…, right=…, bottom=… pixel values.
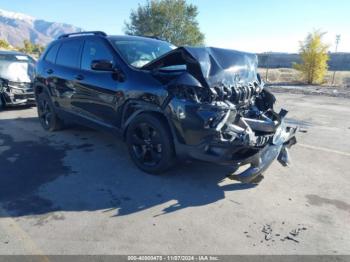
left=70, top=37, right=122, bottom=127
left=51, top=38, right=84, bottom=111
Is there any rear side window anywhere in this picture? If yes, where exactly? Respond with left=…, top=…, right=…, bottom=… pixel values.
left=81, top=39, right=114, bottom=70
left=56, top=39, right=82, bottom=68
left=45, top=43, right=60, bottom=63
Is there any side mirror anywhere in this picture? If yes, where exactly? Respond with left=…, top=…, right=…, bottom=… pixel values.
left=91, top=60, right=114, bottom=71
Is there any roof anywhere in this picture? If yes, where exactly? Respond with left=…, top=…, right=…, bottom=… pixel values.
left=56, top=31, right=169, bottom=43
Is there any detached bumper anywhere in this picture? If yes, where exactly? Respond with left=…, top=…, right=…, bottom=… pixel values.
left=232, top=133, right=296, bottom=183
left=176, top=120, right=297, bottom=183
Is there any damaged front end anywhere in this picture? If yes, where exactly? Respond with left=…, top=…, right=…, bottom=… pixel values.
left=0, top=78, right=35, bottom=107
left=0, top=52, right=36, bottom=108
left=143, top=47, right=297, bottom=183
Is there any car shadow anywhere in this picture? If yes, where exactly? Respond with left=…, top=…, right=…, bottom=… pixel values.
left=1, top=105, right=36, bottom=111
left=0, top=116, right=257, bottom=218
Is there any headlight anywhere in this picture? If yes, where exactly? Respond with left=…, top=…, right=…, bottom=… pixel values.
left=8, top=86, right=25, bottom=94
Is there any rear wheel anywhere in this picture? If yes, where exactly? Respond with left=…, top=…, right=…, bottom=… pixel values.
left=36, top=91, right=63, bottom=131
left=126, top=114, right=175, bottom=174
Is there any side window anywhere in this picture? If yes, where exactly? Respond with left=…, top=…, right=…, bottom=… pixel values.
left=45, top=43, right=60, bottom=63
left=81, top=39, right=114, bottom=71
left=56, top=39, right=83, bottom=68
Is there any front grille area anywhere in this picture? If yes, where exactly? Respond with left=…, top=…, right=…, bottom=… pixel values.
left=14, top=93, right=35, bottom=100
left=8, top=81, right=33, bottom=93
left=254, top=134, right=273, bottom=147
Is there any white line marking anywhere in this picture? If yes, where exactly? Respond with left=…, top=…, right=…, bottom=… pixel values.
left=299, top=143, right=350, bottom=157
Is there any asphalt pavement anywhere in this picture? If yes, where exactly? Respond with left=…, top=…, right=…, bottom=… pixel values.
left=0, top=93, right=349, bottom=255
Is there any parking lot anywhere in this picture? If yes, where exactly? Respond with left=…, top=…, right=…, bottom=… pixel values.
left=0, top=92, right=349, bottom=255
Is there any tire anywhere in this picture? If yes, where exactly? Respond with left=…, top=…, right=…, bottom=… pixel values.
left=0, top=95, right=4, bottom=111
left=126, top=113, right=175, bottom=174
left=36, top=90, right=63, bottom=131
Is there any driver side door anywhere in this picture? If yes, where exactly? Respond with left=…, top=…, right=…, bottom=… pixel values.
left=70, top=37, right=122, bottom=127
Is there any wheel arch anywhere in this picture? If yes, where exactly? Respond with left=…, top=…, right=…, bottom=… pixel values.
left=34, top=82, right=53, bottom=97
left=121, top=100, right=176, bottom=144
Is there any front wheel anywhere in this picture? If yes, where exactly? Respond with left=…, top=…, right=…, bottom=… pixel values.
left=0, top=95, right=4, bottom=111
left=126, top=114, right=175, bottom=174
left=36, top=91, right=63, bottom=131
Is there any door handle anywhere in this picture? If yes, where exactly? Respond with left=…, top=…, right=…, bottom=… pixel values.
left=46, top=69, right=53, bottom=74
left=75, top=75, right=84, bottom=81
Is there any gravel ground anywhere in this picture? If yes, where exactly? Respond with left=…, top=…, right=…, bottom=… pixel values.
left=268, top=84, right=350, bottom=98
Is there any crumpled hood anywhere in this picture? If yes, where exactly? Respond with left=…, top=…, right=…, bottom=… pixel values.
left=142, top=47, right=258, bottom=88
left=0, top=60, right=35, bottom=83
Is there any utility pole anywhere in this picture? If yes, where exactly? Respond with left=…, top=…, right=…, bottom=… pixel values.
left=331, top=35, right=341, bottom=86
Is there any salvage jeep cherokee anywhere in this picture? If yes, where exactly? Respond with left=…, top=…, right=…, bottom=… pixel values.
left=34, top=31, right=297, bottom=182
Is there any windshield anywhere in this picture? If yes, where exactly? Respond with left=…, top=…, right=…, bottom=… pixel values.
left=110, top=38, right=176, bottom=68
left=0, top=54, right=36, bottom=83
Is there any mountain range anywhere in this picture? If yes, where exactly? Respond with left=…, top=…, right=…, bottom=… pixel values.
left=0, top=8, right=83, bottom=47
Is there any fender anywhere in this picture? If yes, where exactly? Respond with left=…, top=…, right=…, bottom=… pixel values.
left=34, top=82, right=51, bottom=96
left=121, top=100, right=164, bottom=128
left=120, top=99, right=183, bottom=148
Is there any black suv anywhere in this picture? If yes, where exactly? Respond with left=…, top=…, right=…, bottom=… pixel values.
left=35, top=31, right=296, bottom=182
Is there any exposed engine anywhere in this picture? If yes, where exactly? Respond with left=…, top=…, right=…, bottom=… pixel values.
left=208, top=83, right=281, bottom=148
left=169, top=80, right=262, bottom=106
left=210, top=81, right=261, bottom=106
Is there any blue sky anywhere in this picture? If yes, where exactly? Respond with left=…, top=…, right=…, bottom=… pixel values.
left=0, top=0, right=348, bottom=52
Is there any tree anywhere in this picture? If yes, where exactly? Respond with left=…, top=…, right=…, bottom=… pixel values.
left=20, top=40, right=34, bottom=53
left=125, top=0, right=204, bottom=46
left=32, top=43, right=45, bottom=54
left=293, top=30, right=329, bottom=84
left=18, top=40, right=45, bottom=55
left=0, top=39, right=10, bottom=49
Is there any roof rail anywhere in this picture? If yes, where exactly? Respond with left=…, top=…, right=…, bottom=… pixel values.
left=58, top=31, right=107, bottom=39
left=141, top=35, right=165, bottom=41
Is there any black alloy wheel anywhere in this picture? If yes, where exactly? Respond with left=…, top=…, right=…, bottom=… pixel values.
left=36, top=91, right=63, bottom=131
left=126, top=114, right=175, bottom=174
